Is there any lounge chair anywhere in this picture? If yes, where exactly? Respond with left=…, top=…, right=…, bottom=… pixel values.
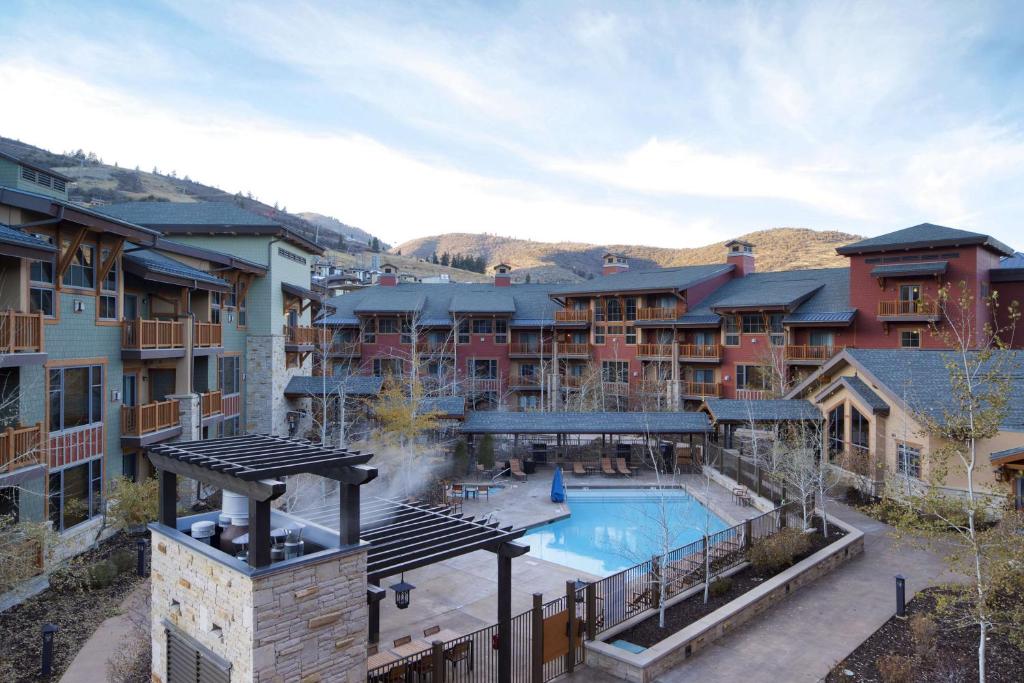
left=509, top=458, right=527, bottom=482
left=615, top=457, right=631, bottom=476
left=601, top=458, right=617, bottom=476
left=573, top=461, right=586, bottom=476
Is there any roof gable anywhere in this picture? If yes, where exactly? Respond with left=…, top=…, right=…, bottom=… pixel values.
left=836, top=223, right=1013, bottom=256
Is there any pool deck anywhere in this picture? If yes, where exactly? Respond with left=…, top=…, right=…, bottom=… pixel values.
left=377, top=467, right=758, bottom=645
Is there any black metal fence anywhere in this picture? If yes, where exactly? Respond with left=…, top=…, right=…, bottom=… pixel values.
left=704, top=441, right=788, bottom=505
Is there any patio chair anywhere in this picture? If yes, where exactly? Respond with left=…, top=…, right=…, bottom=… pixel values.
left=451, top=483, right=464, bottom=498
left=445, top=641, right=473, bottom=671
left=414, top=651, right=435, bottom=680
left=478, top=483, right=490, bottom=499
left=601, top=458, right=617, bottom=476
left=573, top=461, right=586, bottom=476
left=615, top=457, right=631, bottom=476
left=509, top=458, right=527, bottom=482
left=368, top=644, right=378, bottom=656
left=384, top=663, right=408, bottom=683
left=394, top=635, right=412, bottom=647
left=423, top=625, right=440, bottom=637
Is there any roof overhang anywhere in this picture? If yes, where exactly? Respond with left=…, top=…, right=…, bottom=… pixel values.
left=870, top=261, right=948, bottom=278
left=282, top=281, right=321, bottom=302
left=837, top=235, right=1014, bottom=257
left=123, top=256, right=232, bottom=293
left=155, top=238, right=267, bottom=275
left=813, top=377, right=890, bottom=415
left=149, top=224, right=324, bottom=254
left=990, top=445, right=1024, bottom=467
left=0, top=187, right=161, bottom=245
left=0, top=150, right=73, bottom=182
left=0, top=238, right=56, bottom=262
left=991, top=268, right=1024, bottom=283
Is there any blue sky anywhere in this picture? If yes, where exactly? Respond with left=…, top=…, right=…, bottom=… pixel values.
left=1, top=1, right=1022, bottom=248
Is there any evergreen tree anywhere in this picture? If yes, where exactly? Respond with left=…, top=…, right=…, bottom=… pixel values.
left=440, top=252, right=450, bottom=267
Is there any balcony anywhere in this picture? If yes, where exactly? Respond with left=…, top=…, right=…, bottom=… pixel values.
left=785, top=344, right=844, bottom=364
left=201, top=390, right=223, bottom=419
left=330, top=341, right=362, bottom=357
left=681, top=381, right=722, bottom=399
left=466, top=377, right=501, bottom=393
left=0, top=423, right=45, bottom=473
left=557, top=343, right=591, bottom=358
left=121, top=399, right=181, bottom=446
left=678, top=344, right=721, bottom=362
left=0, top=311, right=46, bottom=366
left=638, top=379, right=669, bottom=396
left=122, top=319, right=186, bottom=359
left=509, top=343, right=552, bottom=357
left=554, top=309, right=591, bottom=325
left=558, top=375, right=583, bottom=390
left=637, top=307, right=677, bottom=321
left=736, top=389, right=772, bottom=401
left=193, top=321, right=223, bottom=354
left=877, top=300, right=941, bottom=322
left=416, top=339, right=452, bottom=355
left=284, top=325, right=320, bottom=351
left=636, top=343, right=674, bottom=359
left=510, top=374, right=542, bottom=389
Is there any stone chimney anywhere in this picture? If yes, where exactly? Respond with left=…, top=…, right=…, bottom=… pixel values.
left=725, top=240, right=755, bottom=277
left=493, top=263, right=512, bottom=287
left=378, top=263, right=398, bottom=286
left=601, top=253, right=629, bottom=276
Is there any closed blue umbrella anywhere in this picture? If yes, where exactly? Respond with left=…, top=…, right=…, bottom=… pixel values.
left=550, top=466, right=566, bottom=503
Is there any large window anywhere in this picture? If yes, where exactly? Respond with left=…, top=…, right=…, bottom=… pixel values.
left=469, top=359, right=498, bottom=379
left=400, top=320, right=413, bottom=345
left=741, top=313, right=765, bottom=334
left=724, top=316, right=740, bottom=346
left=377, top=318, right=398, bottom=334
left=601, top=360, right=629, bottom=383
left=49, top=458, right=102, bottom=532
left=49, top=366, right=102, bottom=432
left=850, top=407, right=869, bottom=452
left=457, top=320, right=469, bottom=344
left=897, top=443, right=921, bottom=479
left=98, top=247, right=118, bottom=320
left=736, top=364, right=770, bottom=390
left=768, top=314, right=784, bottom=346
left=373, top=358, right=404, bottom=377
left=827, top=404, right=844, bottom=460
left=472, top=319, right=493, bottom=335
left=222, top=416, right=241, bottom=438
left=210, top=292, right=222, bottom=325
left=624, top=297, right=637, bottom=321
left=29, top=235, right=56, bottom=317
left=810, top=330, right=834, bottom=348
left=494, top=319, right=508, bottom=344
left=606, top=298, right=623, bottom=322
left=219, top=356, right=240, bottom=395
left=593, top=325, right=606, bottom=345
left=62, top=240, right=95, bottom=289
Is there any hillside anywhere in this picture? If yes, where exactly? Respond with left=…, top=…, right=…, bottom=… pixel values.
left=394, top=228, right=861, bottom=282
left=324, top=250, right=491, bottom=283
left=0, top=136, right=385, bottom=252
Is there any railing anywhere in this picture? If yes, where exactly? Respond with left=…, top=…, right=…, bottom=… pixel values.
left=557, top=343, right=590, bottom=357
left=511, top=374, right=541, bottom=387
left=681, top=380, right=721, bottom=397
left=193, top=321, right=223, bottom=347
left=878, top=300, right=940, bottom=317
left=638, top=380, right=668, bottom=395
left=200, top=390, right=222, bottom=418
left=417, top=340, right=452, bottom=355
left=554, top=309, right=591, bottom=323
left=0, top=423, right=45, bottom=473
left=784, top=344, right=843, bottom=361
left=467, top=378, right=501, bottom=392
left=0, top=311, right=44, bottom=354
left=637, top=307, right=676, bottom=321
left=678, top=343, right=721, bottom=360
left=559, top=375, right=582, bottom=389
left=736, top=388, right=772, bottom=401
left=636, top=343, right=673, bottom=357
left=509, top=343, right=552, bottom=356
left=122, top=319, right=184, bottom=349
left=331, top=341, right=362, bottom=356
left=284, top=325, right=321, bottom=345
left=121, top=399, right=180, bottom=436
left=705, top=442, right=788, bottom=505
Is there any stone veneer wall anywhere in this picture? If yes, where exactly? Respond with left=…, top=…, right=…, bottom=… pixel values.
left=151, top=528, right=368, bottom=683
left=246, top=334, right=308, bottom=436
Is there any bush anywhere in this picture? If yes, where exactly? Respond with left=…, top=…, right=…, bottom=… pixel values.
left=749, top=528, right=812, bottom=573
left=88, top=560, right=118, bottom=588
left=111, top=549, right=135, bottom=574
left=708, top=577, right=733, bottom=597
left=478, top=434, right=495, bottom=470
left=49, top=563, right=90, bottom=593
left=875, top=654, right=913, bottom=683
left=909, top=614, right=937, bottom=660
left=107, top=477, right=159, bottom=533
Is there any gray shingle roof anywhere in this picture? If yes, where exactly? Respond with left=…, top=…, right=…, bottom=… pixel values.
left=97, top=201, right=280, bottom=227
left=686, top=268, right=851, bottom=322
left=0, top=222, right=56, bottom=253
left=283, top=375, right=383, bottom=397
left=869, top=261, right=948, bottom=278
left=837, top=223, right=1013, bottom=256
left=549, top=264, right=733, bottom=296
left=815, top=376, right=889, bottom=415
left=421, top=396, right=465, bottom=418
left=992, top=252, right=1024, bottom=283
left=990, top=445, right=1024, bottom=464
left=460, top=411, right=711, bottom=434
left=124, top=248, right=230, bottom=290
left=782, top=310, right=856, bottom=325
left=353, top=291, right=426, bottom=314
left=449, top=291, right=516, bottom=314
left=701, top=399, right=822, bottom=423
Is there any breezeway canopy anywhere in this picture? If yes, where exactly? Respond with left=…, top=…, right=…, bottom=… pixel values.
left=459, top=410, right=712, bottom=435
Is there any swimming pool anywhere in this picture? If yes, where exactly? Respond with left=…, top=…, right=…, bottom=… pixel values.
left=521, top=488, right=728, bottom=576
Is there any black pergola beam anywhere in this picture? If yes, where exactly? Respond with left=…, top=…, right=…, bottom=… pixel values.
left=367, top=528, right=525, bottom=580
left=148, top=452, right=285, bottom=502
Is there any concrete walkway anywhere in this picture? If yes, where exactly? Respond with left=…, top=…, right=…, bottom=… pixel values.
left=59, top=583, right=148, bottom=683
left=566, top=501, right=958, bottom=683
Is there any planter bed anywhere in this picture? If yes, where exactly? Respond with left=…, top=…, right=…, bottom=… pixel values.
left=0, top=532, right=148, bottom=683
left=618, top=518, right=847, bottom=647
left=826, top=586, right=1024, bottom=683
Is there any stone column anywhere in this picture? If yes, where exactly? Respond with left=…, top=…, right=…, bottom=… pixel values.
left=169, top=392, right=201, bottom=441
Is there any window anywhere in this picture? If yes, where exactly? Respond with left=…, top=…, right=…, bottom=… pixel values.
left=494, top=319, right=508, bottom=344
left=49, top=366, right=102, bottom=431
left=219, top=356, right=240, bottom=395
left=457, top=320, right=469, bottom=344
left=48, top=458, right=102, bottom=532
left=724, top=316, right=740, bottom=346
left=400, top=320, right=412, bottom=345
left=222, top=416, right=241, bottom=438
left=210, top=292, right=221, bottom=325
left=29, top=235, right=56, bottom=317
left=593, top=325, right=605, bottom=345
left=472, top=319, right=493, bottom=335
left=62, top=240, right=95, bottom=289
left=593, top=299, right=605, bottom=322
left=899, top=284, right=921, bottom=303
left=98, top=247, right=118, bottom=320
left=850, top=407, right=869, bottom=452
left=694, top=331, right=715, bottom=346
left=692, top=367, right=715, bottom=384
left=768, top=314, right=784, bottom=346
left=519, top=364, right=537, bottom=378
left=469, top=359, right=498, bottom=379
left=606, top=298, right=623, bottom=322
left=625, top=327, right=637, bottom=345
left=0, top=486, right=19, bottom=523
left=827, top=404, right=844, bottom=459
left=624, top=297, right=637, bottom=321
left=602, top=360, right=628, bottom=383
left=373, top=358, right=404, bottom=377
left=810, top=330, right=834, bottom=348
left=736, top=364, right=769, bottom=390
left=362, top=321, right=375, bottom=344
left=236, top=281, right=247, bottom=327
left=377, top=318, right=398, bottom=334
left=122, top=453, right=138, bottom=482
left=518, top=394, right=539, bottom=411
left=900, top=330, right=921, bottom=348
left=741, top=313, right=765, bottom=334
left=897, top=443, right=921, bottom=479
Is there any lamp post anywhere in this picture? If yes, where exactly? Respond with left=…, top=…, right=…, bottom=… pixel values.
left=40, top=623, right=58, bottom=677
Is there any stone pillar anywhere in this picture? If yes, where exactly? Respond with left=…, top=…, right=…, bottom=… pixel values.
left=246, top=334, right=307, bottom=436
left=169, top=392, right=201, bottom=441
left=151, top=528, right=369, bottom=683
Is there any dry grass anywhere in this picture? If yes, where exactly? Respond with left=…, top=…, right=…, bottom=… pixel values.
left=325, top=250, right=492, bottom=282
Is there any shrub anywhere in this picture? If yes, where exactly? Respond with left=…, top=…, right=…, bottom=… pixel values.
left=49, top=562, right=90, bottom=593
left=478, top=434, right=495, bottom=470
left=749, top=528, right=812, bottom=573
left=111, top=549, right=135, bottom=574
left=453, top=439, right=469, bottom=476
left=88, top=560, right=118, bottom=588
left=909, top=614, right=937, bottom=660
left=107, top=477, right=159, bottom=533
left=708, top=577, right=733, bottom=598
left=875, top=654, right=913, bottom=683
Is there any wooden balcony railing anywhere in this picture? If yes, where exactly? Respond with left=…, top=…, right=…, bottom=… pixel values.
left=636, top=343, right=674, bottom=357
left=559, top=375, right=582, bottom=389
left=200, top=390, right=222, bottom=418
left=511, top=374, right=541, bottom=387
left=638, top=380, right=669, bottom=395
left=785, top=344, right=844, bottom=361
left=467, top=378, right=501, bottom=392
left=416, top=340, right=451, bottom=355
left=678, top=343, right=721, bottom=360
left=331, top=341, right=362, bottom=356
left=121, top=399, right=180, bottom=436
left=0, top=423, right=45, bottom=473
left=637, top=307, right=677, bottom=321
left=509, top=343, right=552, bottom=356
left=122, top=319, right=185, bottom=350
left=284, top=325, right=321, bottom=345
left=558, top=343, right=590, bottom=357
left=681, top=381, right=722, bottom=398
left=878, top=300, right=940, bottom=317
left=0, top=311, right=44, bottom=354
left=736, top=388, right=772, bottom=401
left=193, top=322, right=223, bottom=348
left=554, top=309, right=592, bottom=323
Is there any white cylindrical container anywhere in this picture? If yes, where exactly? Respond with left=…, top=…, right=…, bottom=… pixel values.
left=190, top=520, right=216, bottom=545
left=221, top=490, right=248, bottom=520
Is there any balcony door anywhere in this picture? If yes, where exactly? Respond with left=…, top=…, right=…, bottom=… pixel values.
left=809, top=331, right=834, bottom=348
left=149, top=370, right=176, bottom=402
left=122, top=374, right=137, bottom=408
left=899, top=284, right=921, bottom=313
left=123, top=294, right=139, bottom=321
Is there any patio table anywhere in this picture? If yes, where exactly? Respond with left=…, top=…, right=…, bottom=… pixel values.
left=368, top=651, right=400, bottom=671
left=390, top=639, right=432, bottom=659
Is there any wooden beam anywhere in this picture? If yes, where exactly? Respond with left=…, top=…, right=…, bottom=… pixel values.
left=96, top=238, right=125, bottom=286
left=146, top=452, right=284, bottom=501
left=55, top=227, right=88, bottom=280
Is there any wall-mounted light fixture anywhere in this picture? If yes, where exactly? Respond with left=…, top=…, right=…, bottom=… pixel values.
left=73, top=299, right=85, bottom=313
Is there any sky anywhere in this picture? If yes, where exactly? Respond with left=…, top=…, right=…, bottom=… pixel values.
left=0, top=0, right=1022, bottom=249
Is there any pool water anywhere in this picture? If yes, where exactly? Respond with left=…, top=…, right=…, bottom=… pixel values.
left=521, top=488, right=728, bottom=576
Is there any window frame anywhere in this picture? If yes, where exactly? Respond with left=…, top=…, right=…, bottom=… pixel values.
left=48, top=457, right=103, bottom=532
left=900, top=329, right=922, bottom=348
left=896, top=442, right=921, bottom=479
left=61, top=240, right=96, bottom=290
left=48, top=365, right=103, bottom=433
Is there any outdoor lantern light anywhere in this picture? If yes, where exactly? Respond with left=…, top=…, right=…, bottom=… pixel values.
left=390, top=574, right=415, bottom=610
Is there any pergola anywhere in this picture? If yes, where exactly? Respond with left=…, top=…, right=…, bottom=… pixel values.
left=700, top=399, right=822, bottom=449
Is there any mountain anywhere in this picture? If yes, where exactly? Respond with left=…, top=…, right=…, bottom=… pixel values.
left=0, top=135, right=385, bottom=252
left=393, top=228, right=861, bottom=282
